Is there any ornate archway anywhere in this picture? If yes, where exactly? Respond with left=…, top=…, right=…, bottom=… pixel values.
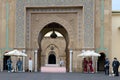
left=38, top=22, right=69, bottom=72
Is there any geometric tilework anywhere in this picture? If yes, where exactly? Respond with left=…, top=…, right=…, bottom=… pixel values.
left=16, top=0, right=25, bottom=48
left=16, top=0, right=94, bottom=48
left=84, top=0, right=94, bottom=48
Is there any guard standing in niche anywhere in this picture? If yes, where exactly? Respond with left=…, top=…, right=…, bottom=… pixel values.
left=29, top=57, right=33, bottom=72
left=16, top=58, right=22, bottom=72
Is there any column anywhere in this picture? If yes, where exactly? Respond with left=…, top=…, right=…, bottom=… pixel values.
left=0, top=58, right=3, bottom=72
left=23, top=57, right=25, bottom=72
left=22, top=50, right=25, bottom=72
left=34, top=50, right=37, bottom=72
left=96, top=58, right=98, bottom=73
left=0, top=50, right=3, bottom=72
left=69, top=49, right=73, bottom=72
left=92, top=56, right=94, bottom=72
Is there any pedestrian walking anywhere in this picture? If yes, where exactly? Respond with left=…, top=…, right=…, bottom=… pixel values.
left=112, top=57, right=120, bottom=76
left=104, top=58, right=110, bottom=75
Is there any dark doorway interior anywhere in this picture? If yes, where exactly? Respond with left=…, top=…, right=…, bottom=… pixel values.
left=97, top=53, right=106, bottom=71
left=48, top=54, right=56, bottom=64
left=3, top=56, right=10, bottom=70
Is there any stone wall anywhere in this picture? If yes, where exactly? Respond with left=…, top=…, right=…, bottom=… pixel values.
left=16, top=0, right=94, bottom=48
left=0, top=0, right=112, bottom=72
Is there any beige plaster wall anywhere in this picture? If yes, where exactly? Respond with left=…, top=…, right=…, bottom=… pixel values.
left=0, top=0, right=16, bottom=71
left=112, top=12, right=120, bottom=71
left=8, top=0, right=15, bottom=48
left=0, top=0, right=1, bottom=48
left=0, top=0, right=15, bottom=49
left=1, top=0, right=6, bottom=48
left=94, top=0, right=112, bottom=72
left=95, top=0, right=111, bottom=55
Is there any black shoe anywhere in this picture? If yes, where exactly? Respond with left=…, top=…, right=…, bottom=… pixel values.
left=115, top=75, right=119, bottom=76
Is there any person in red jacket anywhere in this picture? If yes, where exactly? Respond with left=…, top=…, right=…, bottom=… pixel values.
left=88, top=58, right=94, bottom=73
left=83, top=58, right=88, bottom=72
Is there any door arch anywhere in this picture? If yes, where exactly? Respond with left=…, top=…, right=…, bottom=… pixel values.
left=97, top=53, right=106, bottom=71
left=3, top=56, right=10, bottom=70
left=48, top=54, right=56, bottom=64
left=38, top=22, right=70, bottom=72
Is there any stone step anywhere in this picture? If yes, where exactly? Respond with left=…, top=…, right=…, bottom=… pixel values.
left=41, top=67, right=66, bottom=73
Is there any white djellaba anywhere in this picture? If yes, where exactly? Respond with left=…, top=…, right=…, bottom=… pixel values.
left=29, top=57, right=33, bottom=72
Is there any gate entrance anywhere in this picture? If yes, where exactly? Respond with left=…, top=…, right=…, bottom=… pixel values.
left=97, top=53, right=106, bottom=71
left=3, top=56, right=10, bottom=70
left=48, top=54, right=56, bottom=64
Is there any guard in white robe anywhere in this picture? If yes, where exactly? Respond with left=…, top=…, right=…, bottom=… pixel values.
left=29, top=57, right=32, bottom=72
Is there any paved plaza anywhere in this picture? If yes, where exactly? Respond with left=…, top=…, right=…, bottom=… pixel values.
left=0, top=72, right=120, bottom=80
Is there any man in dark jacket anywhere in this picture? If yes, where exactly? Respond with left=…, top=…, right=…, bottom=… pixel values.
left=104, top=58, right=110, bottom=75
left=16, top=58, right=22, bottom=72
left=7, top=58, right=12, bottom=72
left=112, top=58, right=120, bottom=76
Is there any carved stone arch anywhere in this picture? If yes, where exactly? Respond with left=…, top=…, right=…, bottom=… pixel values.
left=35, top=13, right=73, bottom=71
left=37, top=15, right=73, bottom=49
left=48, top=51, right=56, bottom=56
